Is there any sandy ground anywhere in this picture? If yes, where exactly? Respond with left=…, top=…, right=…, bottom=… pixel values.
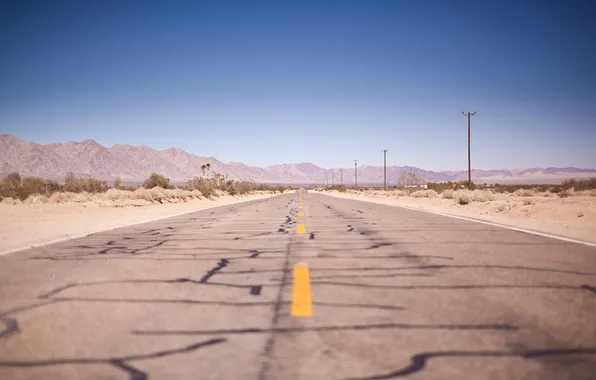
left=315, top=189, right=596, bottom=244
left=0, top=191, right=280, bottom=254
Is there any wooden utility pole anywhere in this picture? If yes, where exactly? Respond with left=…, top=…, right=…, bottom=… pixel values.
left=382, top=149, right=388, bottom=189
left=462, top=112, right=476, bottom=185
left=340, top=169, right=343, bottom=185
left=332, top=171, right=334, bottom=186
left=354, top=160, right=358, bottom=187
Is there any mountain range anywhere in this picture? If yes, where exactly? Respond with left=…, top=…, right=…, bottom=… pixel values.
left=1, top=134, right=595, bottom=185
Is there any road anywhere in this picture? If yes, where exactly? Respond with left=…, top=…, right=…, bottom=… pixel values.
left=1, top=191, right=595, bottom=380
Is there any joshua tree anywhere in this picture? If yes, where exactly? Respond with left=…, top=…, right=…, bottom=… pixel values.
left=201, top=163, right=211, bottom=178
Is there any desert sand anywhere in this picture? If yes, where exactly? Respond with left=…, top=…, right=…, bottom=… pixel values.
left=0, top=190, right=280, bottom=254
left=316, top=189, right=596, bottom=244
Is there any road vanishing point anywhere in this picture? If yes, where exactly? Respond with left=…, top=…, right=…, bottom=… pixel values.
left=1, top=191, right=595, bottom=379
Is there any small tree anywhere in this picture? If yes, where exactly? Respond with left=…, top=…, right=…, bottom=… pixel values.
left=397, top=170, right=425, bottom=187
left=6, top=172, right=22, bottom=188
left=143, top=173, right=170, bottom=189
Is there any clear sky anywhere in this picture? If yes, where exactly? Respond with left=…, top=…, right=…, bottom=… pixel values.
left=1, top=0, right=595, bottom=171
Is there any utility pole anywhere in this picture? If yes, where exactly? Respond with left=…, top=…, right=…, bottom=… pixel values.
left=340, top=169, right=343, bottom=185
left=332, top=171, right=335, bottom=186
left=381, top=149, right=388, bottom=190
left=354, top=160, right=358, bottom=187
left=462, top=111, right=476, bottom=185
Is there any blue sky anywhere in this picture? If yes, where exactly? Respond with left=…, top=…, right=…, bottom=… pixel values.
left=1, top=0, right=595, bottom=171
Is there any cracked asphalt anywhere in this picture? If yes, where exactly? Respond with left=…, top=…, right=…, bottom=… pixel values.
left=1, top=191, right=596, bottom=380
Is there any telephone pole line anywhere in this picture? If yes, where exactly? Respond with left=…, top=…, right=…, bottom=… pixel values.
left=462, top=111, right=476, bottom=185
left=381, top=149, right=388, bottom=189
left=354, top=160, right=358, bottom=187
left=332, top=171, right=335, bottom=186
left=340, top=169, right=343, bottom=185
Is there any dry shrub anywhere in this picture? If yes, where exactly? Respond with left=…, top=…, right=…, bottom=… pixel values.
left=411, top=190, right=438, bottom=198
left=523, top=199, right=535, bottom=206
left=133, top=188, right=154, bottom=203
left=127, top=187, right=200, bottom=204
left=328, top=185, right=346, bottom=192
left=185, top=177, right=217, bottom=198
left=471, top=190, right=495, bottom=202
left=562, top=178, right=596, bottom=191
left=64, top=177, right=108, bottom=193
left=149, top=187, right=166, bottom=203
left=514, top=188, right=536, bottom=197
left=453, top=190, right=471, bottom=205
left=497, top=204, right=506, bottom=212
left=442, top=189, right=455, bottom=199
left=559, top=188, right=575, bottom=198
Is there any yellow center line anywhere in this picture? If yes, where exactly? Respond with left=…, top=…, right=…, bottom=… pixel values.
left=296, top=223, right=306, bottom=234
left=298, top=211, right=304, bottom=217
left=291, top=263, right=313, bottom=317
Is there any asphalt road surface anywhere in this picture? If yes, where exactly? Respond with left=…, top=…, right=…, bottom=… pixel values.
left=1, top=191, right=595, bottom=380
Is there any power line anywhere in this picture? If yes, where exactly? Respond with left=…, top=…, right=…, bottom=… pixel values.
left=462, top=111, right=477, bottom=185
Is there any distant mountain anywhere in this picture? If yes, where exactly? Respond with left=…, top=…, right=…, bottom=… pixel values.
left=1, top=135, right=595, bottom=184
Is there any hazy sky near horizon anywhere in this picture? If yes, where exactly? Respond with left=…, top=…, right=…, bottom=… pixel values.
left=1, top=0, right=595, bottom=171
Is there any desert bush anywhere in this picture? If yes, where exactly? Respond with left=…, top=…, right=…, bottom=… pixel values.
left=255, top=184, right=289, bottom=193
left=442, top=189, right=455, bottom=199
left=427, top=182, right=457, bottom=193
left=523, top=199, right=535, bottom=206
left=143, top=173, right=170, bottom=189
left=328, top=185, right=347, bottom=192
left=497, top=204, right=506, bottom=212
left=453, top=190, right=471, bottom=205
left=6, top=172, right=22, bottom=187
left=559, top=188, right=575, bottom=198
left=513, top=188, right=536, bottom=197
left=562, top=178, right=596, bottom=191
left=411, top=189, right=438, bottom=198
left=457, top=194, right=470, bottom=205
left=63, top=173, right=108, bottom=193
left=21, top=177, right=47, bottom=194
left=471, top=190, right=495, bottom=202
left=462, top=181, right=476, bottom=190
left=0, top=173, right=67, bottom=200
left=231, top=180, right=255, bottom=195
left=185, top=177, right=216, bottom=198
